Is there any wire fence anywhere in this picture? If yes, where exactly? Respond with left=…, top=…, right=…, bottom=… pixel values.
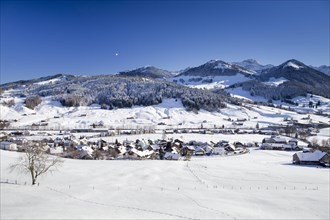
left=0, top=177, right=321, bottom=191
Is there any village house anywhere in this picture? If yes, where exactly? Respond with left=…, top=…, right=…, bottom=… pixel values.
left=180, top=145, right=195, bottom=156
left=0, top=132, right=8, bottom=141
left=124, top=148, right=155, bottom=160
left=48, top=146, right=64, bottom=155
left=194, top=146, right=206, bottom=156
left=75, top=145, right=94, bottom=159
left=293, top=150, right=330, bottom=167
left=0, top=141, right=17, bottom=151
left=224, top=143, right=236, bottom=152
left=164, top=148, right=181, bottom=160
left=261, top=136, right=287, bottom=150
left=261, top=136, right=302, bottom=151
left=213, top=146, right=226, bottom=155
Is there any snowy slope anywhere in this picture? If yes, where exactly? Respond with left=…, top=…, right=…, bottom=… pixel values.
left=1, top=149, right=329, bottom=219
left=170, top=74, right=250, bottom=89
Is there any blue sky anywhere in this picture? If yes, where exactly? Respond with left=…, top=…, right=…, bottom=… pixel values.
left=1, top=0, right=329, bottom=83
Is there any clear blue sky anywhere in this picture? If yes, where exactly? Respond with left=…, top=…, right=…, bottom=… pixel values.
left=1, top=0, right=329, bottom=83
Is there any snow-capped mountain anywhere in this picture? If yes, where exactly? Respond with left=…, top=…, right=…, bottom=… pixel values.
left=229, top=59, right=330, bottom=100
left=119, top=66, right=174, bottom=78
left=233, top=59, right=273, bottom=73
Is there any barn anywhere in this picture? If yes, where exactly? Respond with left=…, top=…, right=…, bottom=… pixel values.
left=293, top=150, right=330, bottom=166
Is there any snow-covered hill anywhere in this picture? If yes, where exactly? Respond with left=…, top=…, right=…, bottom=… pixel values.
left=1, top=86, right=329, bottom=132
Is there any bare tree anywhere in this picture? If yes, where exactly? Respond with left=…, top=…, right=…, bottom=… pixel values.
left=10, top=142, right=63, bottom=185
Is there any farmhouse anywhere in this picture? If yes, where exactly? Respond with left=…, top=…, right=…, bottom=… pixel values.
left=293, top=150, right=330, bottom=166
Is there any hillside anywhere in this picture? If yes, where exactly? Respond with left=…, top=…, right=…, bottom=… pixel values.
left=0, top=74, right=230, bottom=112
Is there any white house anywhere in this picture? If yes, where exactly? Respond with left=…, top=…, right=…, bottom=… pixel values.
left=49, top=146, right=64, bottom=155
left=213, top=147, right=226, bottom=155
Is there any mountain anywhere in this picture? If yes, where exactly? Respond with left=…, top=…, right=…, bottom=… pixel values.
left=258, top=59, right=330, bottom=83
left=230, top=59, right=330, bottom=100
left=119, top=66, right=174, bottom=78
left=233, top=59, right=273, bottom=73
left=177, top=60, right=254, bottom=77
left=169, top=60, right=255, bottom=90
left=311, top=65, right=330, bottom=76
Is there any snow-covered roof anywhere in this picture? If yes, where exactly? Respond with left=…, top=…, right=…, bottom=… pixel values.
left=264, top=136, right=287, bottom=143
left=149, top=145, right=160, bottom=150
left=183, top=145, right=195, bottom=151
left=195, top=146, right=205, bottom=152
left=273, top=137, right=286, bottom=143
left=289, top=139, right=298, bottom=142
left=295, top=150, right=326, bottom=162
left=130, top=148, right=154, bottom=157
left=164, top=152, right=180, bottom=160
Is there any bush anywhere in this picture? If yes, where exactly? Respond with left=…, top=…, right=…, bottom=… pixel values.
left=3, top=99, right=15, bottom=107
left=25, top=95, right=42, bottom=109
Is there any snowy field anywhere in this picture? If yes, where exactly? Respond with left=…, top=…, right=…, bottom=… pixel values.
left=1, top=149, right=329, bottom=219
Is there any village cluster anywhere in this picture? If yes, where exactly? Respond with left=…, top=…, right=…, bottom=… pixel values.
left=0, top=131, right=249, bottom=160
left=0, top=129, right=329, bottom=166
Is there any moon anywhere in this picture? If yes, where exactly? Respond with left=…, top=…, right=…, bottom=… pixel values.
left=115, top=53, right=119, bottom=56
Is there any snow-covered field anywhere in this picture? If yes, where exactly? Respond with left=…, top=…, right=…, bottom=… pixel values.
left=1, top=149, right=329, bottom=219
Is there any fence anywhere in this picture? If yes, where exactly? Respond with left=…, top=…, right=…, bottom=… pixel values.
left=0, top=177, right=321, bottom=191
